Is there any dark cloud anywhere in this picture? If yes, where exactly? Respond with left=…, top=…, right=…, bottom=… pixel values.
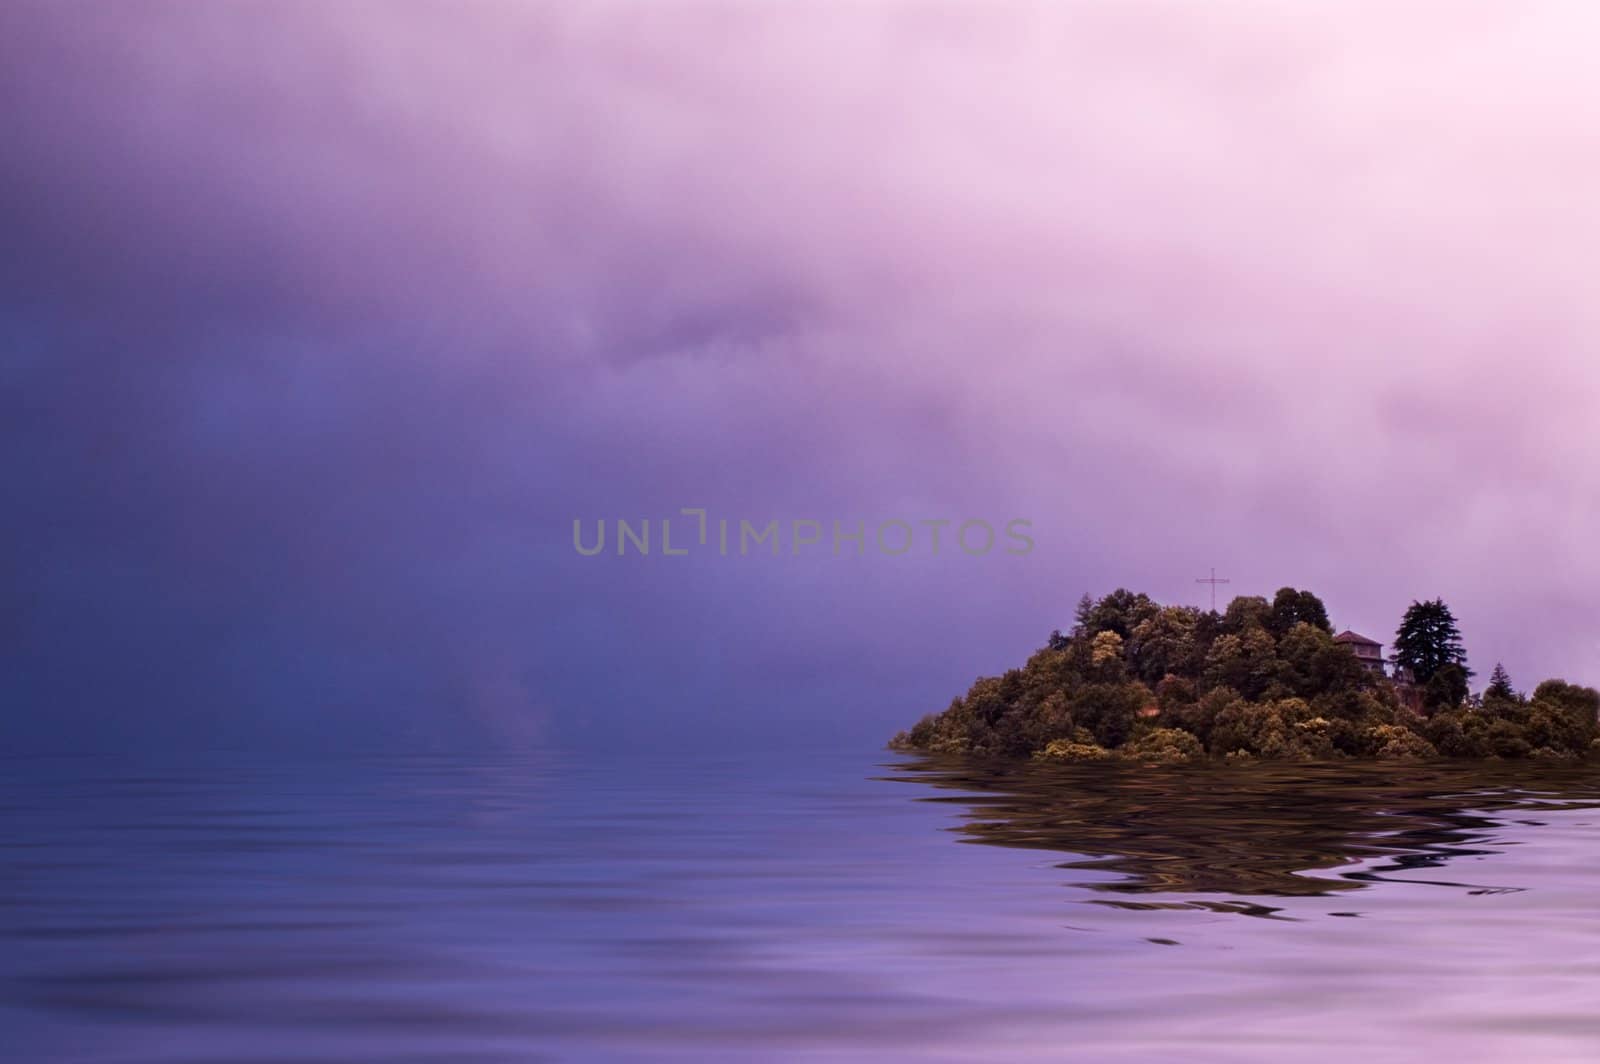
left=3, top=3, right=1598, bottom=752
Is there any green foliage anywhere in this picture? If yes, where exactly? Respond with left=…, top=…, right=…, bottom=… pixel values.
left=1221, top=595, right=1273, bottom=634
left=1072, top=593, right=1096, bottom=634
left=1365, top=724, right=1439, bottom=761
left=894, top=587, right=1597, bottom=764
left=1035, top=734, right=1111, bottom=762
left=1127, top=606, right=1201, bottom=685
left=1268, top=587, right=1332, bottom=637
left=1530, top=679, right=1600, bottom=722
left=1210, top=698, right=1331, bottom=760
left=1485, top=662, right=1516, bottom=702
left=1161, top=685, right=1238, bottom=748
left=1277, top=622, right=1369, bottom=699
left=1079, top=589, right=1159, bottom=639
left=1155, top=674, right=1197, bottom=713
left=1423, top=663, right=1470, bottom=712
left=1121, top=727, right=1205, bottom=764
left=1203, top=627, right=1279, bottom=700
left=1393, top=598, right=1470, bottom=685
left=1071, top=681, right=1149, bottom=748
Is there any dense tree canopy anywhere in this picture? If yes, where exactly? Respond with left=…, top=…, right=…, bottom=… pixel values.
left=1267, top=587, right=1332, bottom=637
left=892, top=587, right=1598, bottom=763
left=1423, top=663, right=1471, bottom=712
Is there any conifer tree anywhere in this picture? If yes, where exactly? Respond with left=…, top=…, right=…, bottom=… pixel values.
left=1073, top=593, right=1095, bottom=635
left=1392, top=598, right=1471, bottom=685
left=1485, top=662, right=1516, bottom=701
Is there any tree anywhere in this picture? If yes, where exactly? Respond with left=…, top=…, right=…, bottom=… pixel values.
left=1424, top=663, right=1470, bottom=711
left=894, top=584, right=1590, bottom=763
left=1082, top=589, right=1158, bottom=639
left=1127, top=606, right=1200, bottom=685
left=1072, top=593, right=1095, bottom=636
left=1084, top=630, right=1130, bottom=684
left=1221, top=595, right=1272, bottom=635
left=1090, top=630, right=1125, bottom=668
left=1529, top=680, right=1600, bottom=740
left=1069, top=682, right=1147, bottom=748
left=1485, top=662, right=1516, bottom=702
left=1277, top=621, right=1367, bottom=699
left=1392, top=598, right=1471, bottom=686
left=1203, top=626, right=1278, bottom=700
left=1267, top=587, right=1332, bottom=637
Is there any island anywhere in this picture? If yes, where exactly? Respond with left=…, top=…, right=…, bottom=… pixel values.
left=891, top=588, right=1600, bottom=762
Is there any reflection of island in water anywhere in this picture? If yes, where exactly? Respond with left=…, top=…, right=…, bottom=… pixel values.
left=883, top=756, right=1600, bottom=916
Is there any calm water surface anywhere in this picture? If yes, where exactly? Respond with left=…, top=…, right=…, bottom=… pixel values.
left=4, top=750, right=1600, bottom=1062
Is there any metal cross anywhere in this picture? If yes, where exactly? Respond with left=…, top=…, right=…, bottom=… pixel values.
left=1196, top=567, right=1231, bottom=612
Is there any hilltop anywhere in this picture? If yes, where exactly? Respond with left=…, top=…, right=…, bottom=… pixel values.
left=891, top=588, right=1599, bottom=762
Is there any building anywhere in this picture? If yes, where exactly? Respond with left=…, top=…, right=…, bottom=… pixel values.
left=1333, top=631, right=1386, bottom=676
left=1387, top=665, right=1427, bottom=715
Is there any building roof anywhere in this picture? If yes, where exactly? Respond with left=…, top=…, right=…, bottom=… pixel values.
left=1333, top=630, right=1382, bottom=647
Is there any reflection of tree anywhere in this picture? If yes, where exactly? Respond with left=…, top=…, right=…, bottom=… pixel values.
left=882, top=756, right=1600, bottom=906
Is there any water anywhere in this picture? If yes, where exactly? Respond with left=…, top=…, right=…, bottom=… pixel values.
left=5, top=750, right=1600, bottom=1062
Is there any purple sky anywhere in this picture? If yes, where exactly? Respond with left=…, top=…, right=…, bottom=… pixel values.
left=4, top=3, right=1598, bottom=752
